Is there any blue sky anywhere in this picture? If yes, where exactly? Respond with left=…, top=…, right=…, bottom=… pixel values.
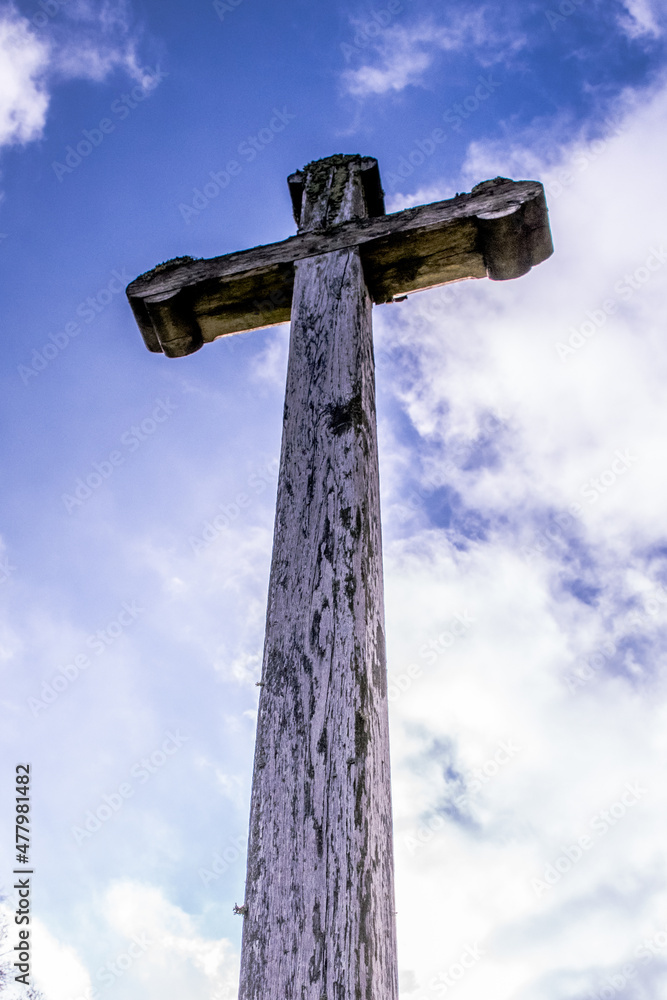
left=2, top=0, right=667, bottom=997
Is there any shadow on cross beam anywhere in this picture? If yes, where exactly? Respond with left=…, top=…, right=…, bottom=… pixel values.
left=126, top=168, right=553, bottom=359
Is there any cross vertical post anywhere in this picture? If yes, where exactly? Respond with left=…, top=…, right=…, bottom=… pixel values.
left=239, top=155, right=398, bottom=999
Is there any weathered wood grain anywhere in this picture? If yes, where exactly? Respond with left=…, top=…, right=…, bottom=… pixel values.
left=238, top=156, right=398, bottom=1000
left=126, top=177, right=552, bottom=358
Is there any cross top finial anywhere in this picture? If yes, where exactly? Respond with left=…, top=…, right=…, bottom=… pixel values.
left=287, top=154, right=386, bottom=232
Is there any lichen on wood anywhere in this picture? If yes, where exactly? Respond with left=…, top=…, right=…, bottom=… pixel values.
left=299, top=154, right=369, bottom=232
left=301, top=154, right=362, bottom=229
left=137, top=254, right=202, bottom=283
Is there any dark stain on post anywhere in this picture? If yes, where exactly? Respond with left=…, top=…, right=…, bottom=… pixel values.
left=315, top=513, right=334, bottom=573
left=355, top=710, right=369, bottom=758
left=327, top=391, right=364, bottom=436
left=314, top=819, right=324, bottom=858
left=309, top=898, right=326, bottom=983
left=310, top=609, right=322, bottom=651
left=345, top=571, right=357, bottom=614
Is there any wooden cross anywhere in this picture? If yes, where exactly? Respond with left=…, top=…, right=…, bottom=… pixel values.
left=126, top=154, right=552, bottom=1000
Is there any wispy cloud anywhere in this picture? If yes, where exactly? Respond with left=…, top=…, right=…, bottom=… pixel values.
left=46, top=0, right=157, bottom=87
left=0, top=0, right=155, bottom=154
left=617, top=0, right=662, bottom=39
left=341, top=10, right=525, bottom=98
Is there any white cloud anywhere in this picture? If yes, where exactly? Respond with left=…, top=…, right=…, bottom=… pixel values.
left=618, top=0, right=662, bottom=38
left=0, top=0, right=156, bottom=154
left=342, top=30, right=433, bottom=97
left=31, top=916, right=94, bottom=1000
left=103, top=881, right=240, bottom=1000
left=341, top=11, right=525, bottom=98
left=0, top=7, right=50, bottom=147
left=0, top=905, right=92, bottom=1000
left=248, top=325, right=289, bottom=389
left=23, top=883, right=239, bottom=1000
left=47, top=0, right=158, bottom=89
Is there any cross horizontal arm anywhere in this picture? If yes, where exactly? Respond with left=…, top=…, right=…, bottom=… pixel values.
left=126, top=177, right=552, bottom=359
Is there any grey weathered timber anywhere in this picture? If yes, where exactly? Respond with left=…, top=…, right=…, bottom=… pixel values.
left=126, top=176, right=552, bottom=358
left=239, top=156, right=397, bottom=1000
left=124, top=152, right=553, bottom=1000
